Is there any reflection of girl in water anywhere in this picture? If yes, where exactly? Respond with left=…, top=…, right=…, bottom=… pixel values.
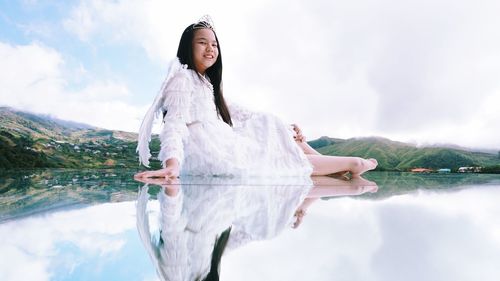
left=135, top=16, right=377, bottom=179
left=136, top=176, right=377, bottom=280
left=136, top=177, right=313, bottom=281
left=292, top=175, right=378, bottom=228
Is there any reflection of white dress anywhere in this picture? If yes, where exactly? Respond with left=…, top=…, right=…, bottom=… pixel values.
left=139, top=59, right=312, bottom=176
left=136, top=177, right=312, bottom=281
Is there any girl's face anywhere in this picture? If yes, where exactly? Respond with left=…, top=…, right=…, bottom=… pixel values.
left=192, top=28, right=219, bottom=75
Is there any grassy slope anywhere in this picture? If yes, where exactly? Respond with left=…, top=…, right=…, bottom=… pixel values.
left=312, top=136, right=499, bottom=171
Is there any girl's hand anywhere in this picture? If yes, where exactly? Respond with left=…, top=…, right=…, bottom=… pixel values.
left=134, top=159, right=180, bottom=179
left=133, top=175, right=180, bottom=186
left=291, top=123, right=305, bottom=142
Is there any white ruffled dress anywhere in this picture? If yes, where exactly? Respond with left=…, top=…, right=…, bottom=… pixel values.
left=138, top=59, right=312, bottom=177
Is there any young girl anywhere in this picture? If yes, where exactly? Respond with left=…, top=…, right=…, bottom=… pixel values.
left=135, top=16, right=377, bottom=179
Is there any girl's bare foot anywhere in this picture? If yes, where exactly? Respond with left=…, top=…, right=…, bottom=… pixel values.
left=329, top=171, right=350, bottom=180
left=292, top=209, right=306, bottom=229
left=351, top=158, right=378, bottom=176
left=350, top=175, right=379, bottom=194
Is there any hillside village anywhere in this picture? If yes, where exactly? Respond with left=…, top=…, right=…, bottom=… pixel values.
left=410, top=167, right=482, bottom=173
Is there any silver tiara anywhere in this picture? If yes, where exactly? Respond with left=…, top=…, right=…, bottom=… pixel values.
left=193, top=15, right=215, bottom=31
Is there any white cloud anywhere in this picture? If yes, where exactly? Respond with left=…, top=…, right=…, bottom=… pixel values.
left=62, top=0, right=237, bottom=62
left=0, top=202, right=137, bottom=281
left=63, top=0, right=264, bottom=55
left=0, top=244, right=51, bottom=281
left=0, top=41, right=145, bottom=132
left=230, top=0, right=500, bottom=148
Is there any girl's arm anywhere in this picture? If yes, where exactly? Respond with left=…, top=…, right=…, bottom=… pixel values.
left=291, top=123, right=322, bottom=155
left=136, top=71, right=192, bottom=178
left=135, top=158, right=180, bottom=178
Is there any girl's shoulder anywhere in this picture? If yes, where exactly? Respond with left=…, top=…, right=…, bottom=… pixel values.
left=167, top=60, right=196, bottom=91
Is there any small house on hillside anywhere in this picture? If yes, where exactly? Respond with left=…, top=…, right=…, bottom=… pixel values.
left=458, top=166, right=481, bottom=173
left=411, top=168, right=434, bottom=173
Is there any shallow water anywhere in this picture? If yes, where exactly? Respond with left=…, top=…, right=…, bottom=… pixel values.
left=0, top=170, right=499, bottom=281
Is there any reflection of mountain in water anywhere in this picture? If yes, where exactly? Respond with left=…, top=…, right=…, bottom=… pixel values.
left=359, top=172, right=500, bottom=199
left=0, top=169, right=140, bottom=221
left=2, top=169, right=499, bottom=222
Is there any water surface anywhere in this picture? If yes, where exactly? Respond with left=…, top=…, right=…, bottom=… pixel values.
left=0, top=170, right=499, bottom=281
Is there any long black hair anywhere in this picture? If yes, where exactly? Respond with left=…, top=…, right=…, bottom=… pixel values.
left=176, top=22, right=233, bottom=126
left=200, top=227, right=232, bottom=281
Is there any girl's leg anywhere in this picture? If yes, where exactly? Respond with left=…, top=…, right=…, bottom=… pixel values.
left=307, top=154, right=378, bottom=176
left=309, top=175, right=378, bottom=197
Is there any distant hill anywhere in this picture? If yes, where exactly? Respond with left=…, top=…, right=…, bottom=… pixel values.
left=0, top=107, right=160, bottom=169
left=1, top=107, right=499, bottom=172
left=310, top=136, right=500, bottom=171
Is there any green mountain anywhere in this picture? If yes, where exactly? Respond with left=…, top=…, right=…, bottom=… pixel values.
left=0, top=107, right=161, bottom=169
left=1, top=107, right=499, bottom=172
left=310, top=136, right=500, bottom=172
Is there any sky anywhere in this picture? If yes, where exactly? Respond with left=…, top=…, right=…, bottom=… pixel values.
left=0, top=0, right=499, bottom=150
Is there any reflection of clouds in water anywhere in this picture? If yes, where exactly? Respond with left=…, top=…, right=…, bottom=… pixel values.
left=1, top=244, right=50, bottom=281
left=373, top=187, right=500, bottom=281
left=0, top=202, right=136, bottom=281
left=223, top=190, right=380, bottom=280
left=224, top=187, right=500, bottom=281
